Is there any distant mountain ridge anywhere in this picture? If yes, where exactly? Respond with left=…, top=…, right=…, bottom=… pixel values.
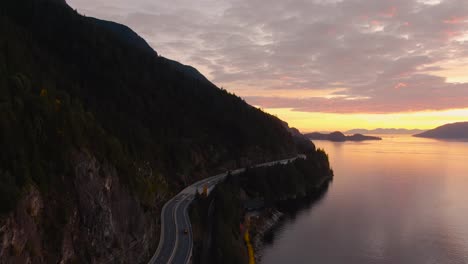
left=346, top=128, right=426, bottom=134
left=304, top=131, right=382, bottom=142
left=414, top=122, right=468, bottom=139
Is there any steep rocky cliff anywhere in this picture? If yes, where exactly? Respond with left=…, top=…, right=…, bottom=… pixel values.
left=0, top=0, right=302, bottom=262
left=0, top=150, right=159, bottom=263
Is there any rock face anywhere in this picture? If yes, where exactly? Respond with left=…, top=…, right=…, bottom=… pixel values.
left=414, top=122, right=468, bottom=139
left=0, top=151, right=159, bottom=264
left=0, top=1, right=299, bottom=262
left=305, top=131, right=382, bottom=142
left=0, top=187, right=43, bottom=263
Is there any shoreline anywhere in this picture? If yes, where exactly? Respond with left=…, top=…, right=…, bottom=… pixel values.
left=251, top=209, right=284, bottom=263
left=250, top=175, right=333, bottom=263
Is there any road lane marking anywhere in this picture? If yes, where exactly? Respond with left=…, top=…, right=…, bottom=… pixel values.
left=150, top=197, right=174, bottom=263
left=168, top=197, right=184, bottom=263
left=183, top=200, right=193, bottom=264
left=149, top=155, right=301, bottom=264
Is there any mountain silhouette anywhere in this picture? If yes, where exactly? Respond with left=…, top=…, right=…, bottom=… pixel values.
left=305, top=132, right=382, bottom=142
left=414, top=122, right=468, bottom=139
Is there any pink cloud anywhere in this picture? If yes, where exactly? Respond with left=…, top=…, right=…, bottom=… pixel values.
left=245, top=92, right=468, bottom=114
left=443, top=30, right=463, bottom=40
left=359, top=15, right=369, bottom=21
left=70, top=0, right=468, bottom=115
left=280, top=75, right=294, bottom=81
left=394, top=82, right=408, bottom=90
left=327, top=28, right=337, bottom=36
left=381, top=6, right=397, bottom=18
left=443, top=16, right=468, bottom=25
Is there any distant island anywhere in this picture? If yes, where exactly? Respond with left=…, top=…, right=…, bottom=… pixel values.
left=305, top=131, right=382, bottom=142
left=346, top=128, right=426, bottom=134
left=414, top=122, right=468, bottom=139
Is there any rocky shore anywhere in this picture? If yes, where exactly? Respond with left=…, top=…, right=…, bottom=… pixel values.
left=250, top=209, right=284, bottom=263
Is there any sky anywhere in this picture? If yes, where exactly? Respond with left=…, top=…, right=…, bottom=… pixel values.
left=67, top=0, right=468, bottom=132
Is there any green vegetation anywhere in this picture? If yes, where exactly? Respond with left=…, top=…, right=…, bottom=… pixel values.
left=210, top=179, right=246, bottom=264
left=0, top=0, right=331, bottom=262
left=0, top=70, right=168, bottom=214
left=2, top=0, right=295, bottom=177
left=240, top=150, right=333, bottom=203
left=0, top=71, right=123, bottom=213
left=0, top=0, right=297, bottom=214
left=190, top=150, right=333, bottom=264
left=190, top=175, right=247, bottom=264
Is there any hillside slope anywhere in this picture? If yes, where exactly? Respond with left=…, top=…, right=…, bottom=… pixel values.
left=90, top=17, right=158, bottom=57
left=414, top=122, right=468, bottom=139
left=1, top=0, right=298, bottom=182
left=0, top=0, right=305, bottom=262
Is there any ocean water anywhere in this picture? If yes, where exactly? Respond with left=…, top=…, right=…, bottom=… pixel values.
left=262, top=135, right=468, bottom=264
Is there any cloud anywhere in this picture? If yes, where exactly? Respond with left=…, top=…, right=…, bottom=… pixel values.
left=66, top=0, right=468, bottom=114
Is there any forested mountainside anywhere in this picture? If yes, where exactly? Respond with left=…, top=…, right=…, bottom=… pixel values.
left=0, top=0, right=304, bottom=262
left=190, top=150, right=333, bottom=264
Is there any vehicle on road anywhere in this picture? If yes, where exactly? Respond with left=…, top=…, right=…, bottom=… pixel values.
left=150, top=156, right=300, bottom=263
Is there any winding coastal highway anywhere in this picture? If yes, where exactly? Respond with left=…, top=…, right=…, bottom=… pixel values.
left=149, top=156, right=303, bottom=264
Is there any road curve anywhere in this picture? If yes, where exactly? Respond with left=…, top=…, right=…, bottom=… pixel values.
left=149, top=156, right=302, bottom=264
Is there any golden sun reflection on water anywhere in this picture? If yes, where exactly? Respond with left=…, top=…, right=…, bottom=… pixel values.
left=262, top=135, right=468, bottom=264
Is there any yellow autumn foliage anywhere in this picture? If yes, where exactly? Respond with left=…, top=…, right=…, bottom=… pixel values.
left=244, top=230, right=255, bottom=264
left=40, top=89, right=48, bottom=97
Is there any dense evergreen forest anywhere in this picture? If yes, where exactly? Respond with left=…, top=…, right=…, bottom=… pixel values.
left=190, top=151, right=333, bottom=264
left=0, top=0, right=298, bottom=214
left=0, top=0, right=311, bottom=261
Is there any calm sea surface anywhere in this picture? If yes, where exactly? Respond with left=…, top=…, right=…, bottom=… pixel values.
left=262, top=135, right=468, bottom=264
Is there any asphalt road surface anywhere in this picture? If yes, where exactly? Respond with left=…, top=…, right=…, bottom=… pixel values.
left=149, top=156, right=302, bottom=264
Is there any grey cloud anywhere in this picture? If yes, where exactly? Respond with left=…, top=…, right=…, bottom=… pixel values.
left=67, top=0, right=468, bottom=113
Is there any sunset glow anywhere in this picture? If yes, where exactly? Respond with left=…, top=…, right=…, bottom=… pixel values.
left=68, top=0, right=468, bottom=132
left=264, top=108, right=468, bottom=132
